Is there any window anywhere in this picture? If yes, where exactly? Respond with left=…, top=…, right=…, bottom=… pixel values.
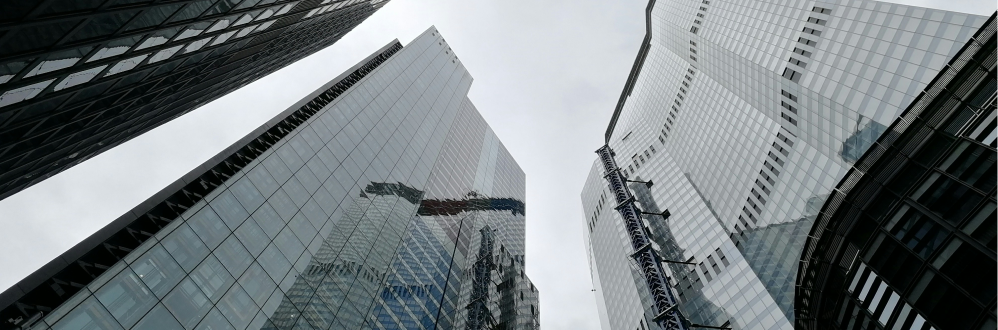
left=781, top=90, right=798, bottom=102
left=105, top=54, right=148, bottom=76
left=216, top=284, right=258, bottom=329
left=95, top=269, right=158, bottom=328
left=803, top=27, right=822, bottom=36
left=68, top=11, right=138, bottom=42
left=781, top=101, right=798, bottom=114
left=54, top=65, right=107, bottom=91
left=124, top=4, right=183, bottom=31
left=188, top=207, right=229, bottom=249
left=215, top=236, right=253, bottom=276
left=163, top=279, right=211, bottom=329
left=25, top=46, right=94, bottom=77
left=807, top=17, right=827, bottom=25
left=793, top=47, right=812, bottom=58
left=162, top=224, right=210, bottom=272
left=798, top=37, right=817, bottom=46
left=234, top=218, right=270, bottom=257
left=887, top=206, right=949, bottom=258
left=230, top=176, right=266, bottom=212
left=131, top=245, right=184, bottom=297
left=237, top=263, right=277, bottom=306
left=190, top=256, right=236, bottom=302
left=788, top=57, right=807, bottom=68
left=811, top=6, right=831, bottom=14
left=147, top=45, right=182, bottom=64
left=781, top=113, right=798, bottom=125
left=131, top=304, right=182, bottom=330
left=782, top=67, right=802, bottom=82
left=210, top=190, right=250, bottom=229
left=167, top=0, right=215, bottom=23
left=51, top=296, right=124, bottom=330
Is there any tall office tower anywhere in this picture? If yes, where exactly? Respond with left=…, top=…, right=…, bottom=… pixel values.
left=581, top=0, right=990, bottom=328
left=0, top=27, right=540, bottom=330
left=0, top=0, right=391, bottom=200
left=797, top=17, right=995, bottom=330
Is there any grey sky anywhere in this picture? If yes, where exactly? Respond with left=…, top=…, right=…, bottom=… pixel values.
left=0, top=0, right=992, bottom=329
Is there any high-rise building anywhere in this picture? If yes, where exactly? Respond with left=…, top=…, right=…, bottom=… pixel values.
left=581, top=0, right=990, bottom=328
left=796, top=17, right=995, bottom=330
left=0, top=0, right=391, bottom=200
left=0, top=27, right=539, bottom=330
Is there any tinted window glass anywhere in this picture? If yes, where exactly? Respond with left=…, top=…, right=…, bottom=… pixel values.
left=130, top=245, right=184, bottom=298
left=163, top=278, right=212, bottom=329
left=94, top=268, right=157, bottom=328
left=187, top=207, right=229, bottom=250
left=162, top=223, right=210, bottom=272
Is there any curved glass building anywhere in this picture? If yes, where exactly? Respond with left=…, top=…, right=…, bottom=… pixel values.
left=581, top=0, right=990, bottom=329
left=797, top=16, right=995, bottom=330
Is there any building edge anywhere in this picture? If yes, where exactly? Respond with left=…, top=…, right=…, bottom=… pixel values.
left=604, top=0, right=656, bottom=143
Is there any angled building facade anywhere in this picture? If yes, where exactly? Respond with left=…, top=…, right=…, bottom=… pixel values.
left=0, top=0, right=391, bottom=200
left=581, top=0, right=990, bottom=329
left=797, top=16, right=995, bottom=330
left=0, top=27, right=539, bottom=330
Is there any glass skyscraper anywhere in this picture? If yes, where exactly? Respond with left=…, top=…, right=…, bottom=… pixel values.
left=797, top=17, right=995, bottom=330
left=0, top=27, right=539, bottom=330
left=0, top=0, right=391, bottom=201
left=581, top=0, right=990, bottom=329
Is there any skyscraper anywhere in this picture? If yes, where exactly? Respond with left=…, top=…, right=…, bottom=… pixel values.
left=581, top=0, right=990, bottom=329
left=0, top=27, right=539, bottom=330
left=796, top=16, right=995, bottom=330
left=0, top=0, right=391, bottom=200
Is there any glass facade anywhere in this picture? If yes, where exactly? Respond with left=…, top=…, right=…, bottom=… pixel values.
left=0, top=27, right=539, bottom=330
left=582, top=0, right=989, bottom=329
left=0, top=0, right=391, bottom=201
left=797, top=16, right=995, bottom=330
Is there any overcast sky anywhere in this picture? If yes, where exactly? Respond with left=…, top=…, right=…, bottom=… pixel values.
left=0, top=0, right=992, bottom=329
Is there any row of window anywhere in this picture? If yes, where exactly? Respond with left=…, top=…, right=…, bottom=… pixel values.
left=0, top=1, right=301, bottom=86
left=688, top=0, right=710, bottom=40
left=846, top=261, right=934, bottom=330
left=643, top=68, right=697, bottom=176
left=589, top=191, right=607, bottom=233
left=0, top=2, right=305, bottom=108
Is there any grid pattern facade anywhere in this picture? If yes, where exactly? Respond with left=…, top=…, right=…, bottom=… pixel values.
left=0, top=27, right=539, bottom=330
left=582, top=0, right=989, bottom=329
left=0, top=0, right=390, bottom=201
left=797, top=16, right=995, bottom=330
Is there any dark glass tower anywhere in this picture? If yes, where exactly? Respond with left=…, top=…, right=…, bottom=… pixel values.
left=0, top=27, right=540, bottom=330
left=0, top=0, right=391, bottom=200
left=796, top=16, right=995, bottom=330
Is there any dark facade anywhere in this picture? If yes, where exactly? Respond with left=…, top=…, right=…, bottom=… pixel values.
left=796, top=14, right=995, bottom=330
left=0, top=0, right=390, bottom=201
left=0, top=27, right=539, bottom=330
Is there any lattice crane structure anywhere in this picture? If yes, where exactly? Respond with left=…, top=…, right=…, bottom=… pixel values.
left=596, top=145, right=687, bottom=330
